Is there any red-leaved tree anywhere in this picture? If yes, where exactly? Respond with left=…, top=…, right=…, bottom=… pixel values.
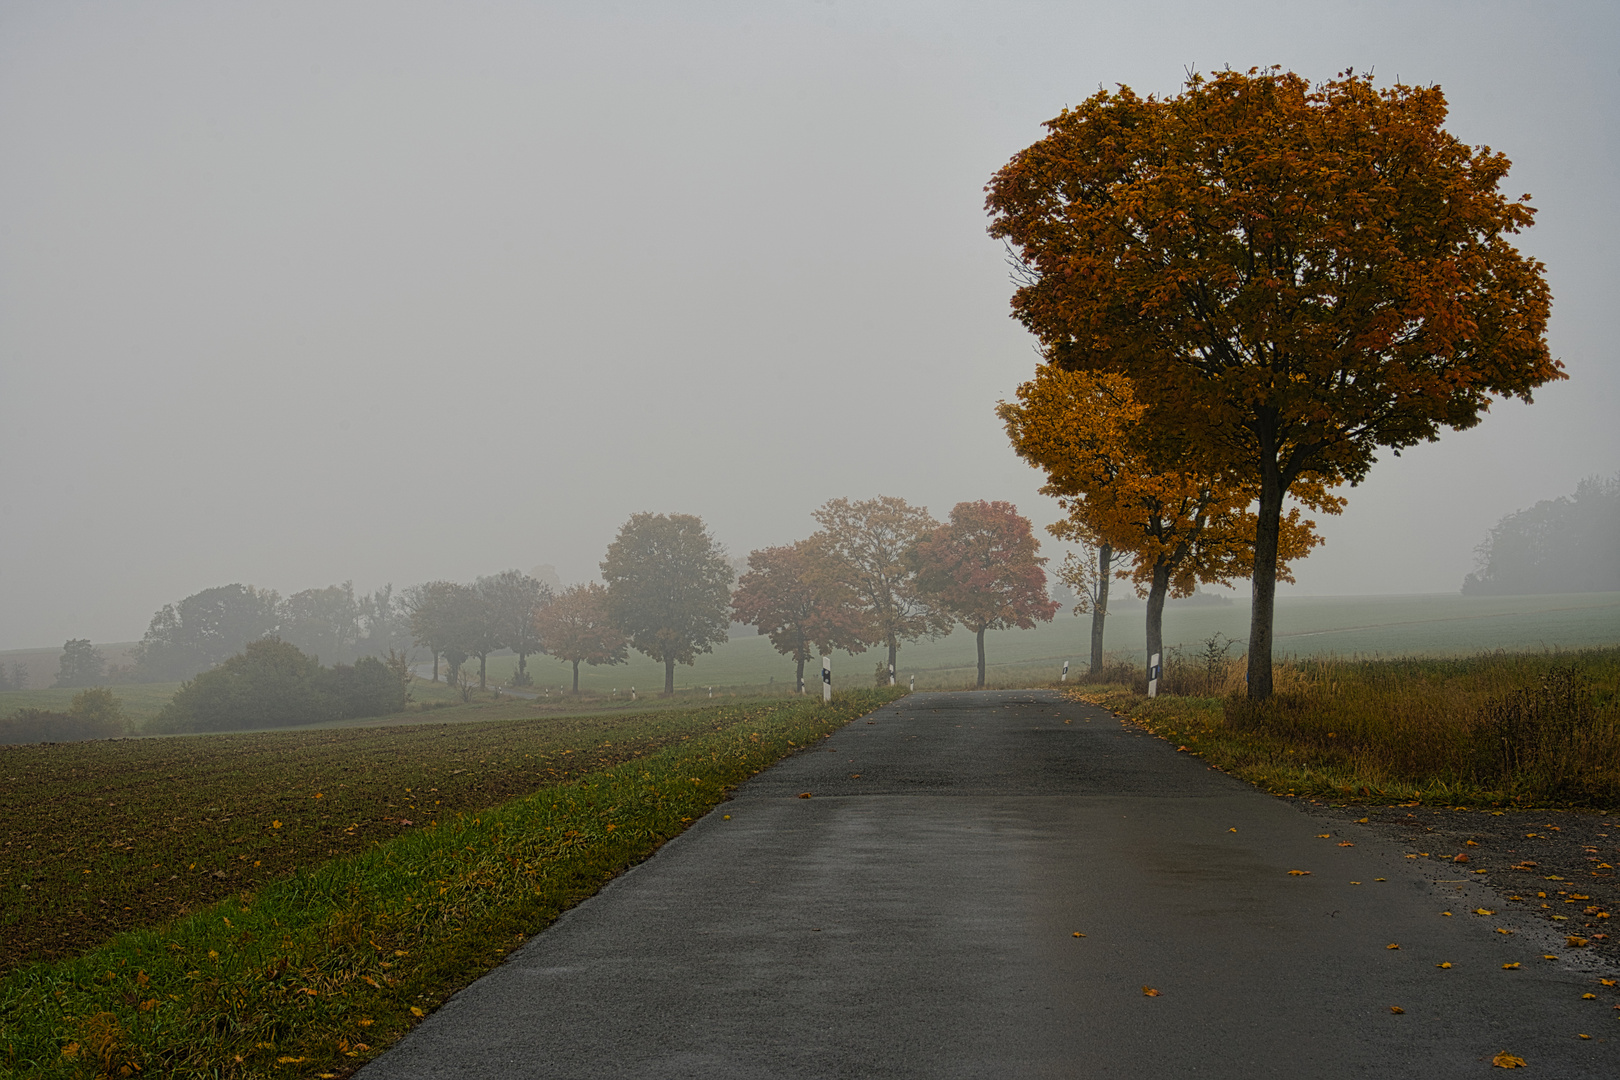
left=909, top=501, right=1060, bottom=688
left=731, top=540, right=873, bottom=693
left=535, top=582, right=627, bottom=693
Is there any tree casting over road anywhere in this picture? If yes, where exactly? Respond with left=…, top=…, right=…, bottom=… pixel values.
left=987, top=67, right=1560, bottom=697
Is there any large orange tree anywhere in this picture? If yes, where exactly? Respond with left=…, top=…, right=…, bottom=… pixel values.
left=986, top=68, right=1559, bottom=697
left=1000, top=367, right=1331, bottom=679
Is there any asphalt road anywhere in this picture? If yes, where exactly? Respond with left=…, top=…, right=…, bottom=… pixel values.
left=357, top=690, right=1618, bottom=1078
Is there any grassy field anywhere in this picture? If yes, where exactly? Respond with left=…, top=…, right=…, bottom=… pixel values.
left=1075, top=646, right=1620, bottom=809
left=0, top=691, right=899, bottom=1078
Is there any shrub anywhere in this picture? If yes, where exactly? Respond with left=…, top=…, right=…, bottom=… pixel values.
left=0, top=688, right=129, bottom=744
left=151, top=638, right=338, bottom=734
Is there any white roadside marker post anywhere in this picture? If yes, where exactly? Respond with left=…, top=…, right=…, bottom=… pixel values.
left=909, top=674, right=914, bottom=692
left=631, top=686, right=636, bottom=701
left=821, top=655, right=832, bottom=704
left=888, top=662, right=895, bottom=687
left=1148, top=653, right=1161, bottom=699
left=1062, top=660, right=1069, bottom=682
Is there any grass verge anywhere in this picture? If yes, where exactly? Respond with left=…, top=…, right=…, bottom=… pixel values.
left=1071, top=648, right=1620, bottom=809
left=0, top=690, right=899, bottom=1078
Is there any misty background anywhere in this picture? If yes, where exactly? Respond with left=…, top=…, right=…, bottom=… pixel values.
left=2, top=0, right=1616, bottom=652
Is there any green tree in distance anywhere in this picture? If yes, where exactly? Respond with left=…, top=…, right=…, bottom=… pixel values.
left=54, top=639, right=106, bottom=688
left=987, top=68, right=1560, bottom=697
left=601, top=512, right=734, bottom=696
left=477, top=570, right=552, bottom=687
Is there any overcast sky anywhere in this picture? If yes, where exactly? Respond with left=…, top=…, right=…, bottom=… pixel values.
left=1, top=0, right=1615, bottom=650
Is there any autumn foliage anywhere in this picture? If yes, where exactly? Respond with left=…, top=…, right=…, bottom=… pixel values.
left=1000, top=366, right=1333, bottom=671
left=910, top=501, right=1059, bottom=687
left=987, top=68, right=1560, bottom=697
left=731, top=540, right=873, bottom=692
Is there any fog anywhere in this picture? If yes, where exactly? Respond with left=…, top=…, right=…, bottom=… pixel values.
left=2, top=0, right=1616, bottom=651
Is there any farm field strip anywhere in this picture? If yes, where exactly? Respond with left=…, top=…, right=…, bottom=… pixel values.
left=0, top=696, right=878, bottom=975
left=0, top=691, right=899, bottom=1078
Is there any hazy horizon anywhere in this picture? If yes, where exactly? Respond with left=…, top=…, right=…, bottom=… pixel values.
left=3, top=0, right=1617, bottom=652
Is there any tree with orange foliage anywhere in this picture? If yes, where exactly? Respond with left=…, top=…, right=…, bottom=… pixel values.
left=1000, top=366, right=1332, bottom=680
left=731, top=540, right=873, bottom=693
left=909, top=501, right=1059, bottom=688
left=535, top=582, right=627, bottom=693
left=987, top=68, right=1559, bottom=697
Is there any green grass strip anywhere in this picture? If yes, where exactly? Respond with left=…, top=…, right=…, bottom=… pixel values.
left=0, top=690, right=899, bottom=1078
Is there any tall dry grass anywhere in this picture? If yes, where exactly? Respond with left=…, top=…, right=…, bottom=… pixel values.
left=1080, top=647, right=1620, bottom=806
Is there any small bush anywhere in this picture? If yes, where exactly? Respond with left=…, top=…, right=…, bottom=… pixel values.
left=0, top=688, right=129, bottom=744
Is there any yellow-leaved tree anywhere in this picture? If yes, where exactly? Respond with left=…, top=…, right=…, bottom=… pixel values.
left=999, top=366, right=1337, bottom=680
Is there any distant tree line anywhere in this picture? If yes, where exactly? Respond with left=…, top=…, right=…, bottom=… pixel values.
left=1463, top=474, right=1620, bottom=596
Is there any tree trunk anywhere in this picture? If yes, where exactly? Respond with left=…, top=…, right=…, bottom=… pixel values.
left=1247, top=449, right=1286, bottom=699
left=518, top=652, right=528, bottom=676
left=571, top=659, right=580, bottom=693
left=887, top=639, right=898, bottom=677
left=664, top=656, right=675, bottom=696
left=432, top=651, right=440, bottom=683
left=1090, top=543, right=1112, bottom=676
left=795, top=655, right=806, bottom=694
left=975, top=625, right=987, bottom=688
left=1145, top=560, right=1171, bottom=688
left=478, top=653, right=487, bottom=691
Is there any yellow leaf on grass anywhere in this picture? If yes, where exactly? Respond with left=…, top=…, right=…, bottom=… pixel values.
left=410, top=1006, right=425, bottom=1017
left=1142, top=987, right=1160, bottom=997
left=272, top=821, right=282, bottom=829
left=1492, top=1052, right=1527, bottom=1068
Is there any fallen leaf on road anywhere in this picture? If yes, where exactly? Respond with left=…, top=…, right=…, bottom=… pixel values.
left=1142, top=987, right=1160, bottom=997
left=1441, top=911, right=1453, bottom=917
left=1601, top=979, right=1616, bottom=987
left=1496, top=928, right=1513, bottom=935
left=1544, top=955, right=1558, bottom=960
left=1582, top=993, right=1597, bottom=999
left=1567, top=936, right=1590, bottom=948
left=1387, top=943, right=1401, bottom=950
left=1474, top=908, right=1496, bottom=916
left=1316, top=834, right=1331, bottom=839
left=797, top=793, right=813, bottom=799
left=1338, top=842, right=1355, bottom=847
left=1389, top=1006, right=1405, bottom=1014
left=1437, top=962, right=1453, bottom=968
left=1288, top=870, right=1311, bottom=876
left=1229, top=828, right=1237, bottom=833
left=1579, top=1033, right=1591, bottom=1039
left=1357, top=817, right=1369, bottom=823
left=1503, top=963, right=1521, bottom=970
left=1455, top=854, right=1470, bottom=863
left=1375, top=878, right=1387, bottom=881
left=1072, top=932, right=1085, bottom=937
left=1492, top=1052, right=1527, bottom=1068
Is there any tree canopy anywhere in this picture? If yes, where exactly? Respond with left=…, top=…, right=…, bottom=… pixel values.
left=909, top=500, right=1058, bottom=688
left=601, top=512, right=734, bottom=695
left=131, top=584, right=282, bottom=682
left=1000, top=366, right=1330, bottom=674
left=810, top=496, right=951, bottom=676
left=535, top=582, right=627, bottom=693
left=731, top=539, right=872, bottom=692
left=1464, top=474, right=1620, bottom=596
left=987, top=67, right=1560, bottom=696
left=53, top=639, right=106, bottom=688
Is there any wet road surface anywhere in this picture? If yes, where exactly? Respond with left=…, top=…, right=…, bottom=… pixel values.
left=358, top=690, right=1617, bottom=1078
